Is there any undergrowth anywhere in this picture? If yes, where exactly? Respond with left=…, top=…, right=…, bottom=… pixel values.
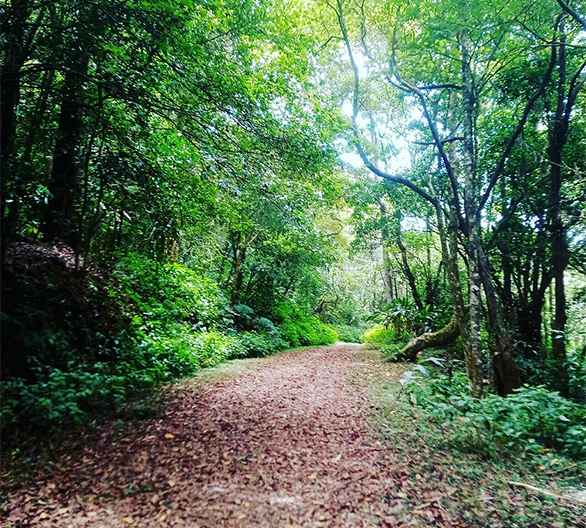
left=367, top=354, right=586, bottom=528
left=331, top=324, right=365, bottom=343
left=398, top=361, right=586, bottom=460
left=361, top=324, right=396, bottom=348
left=274, top=301, right=337, bottom=347
left=0, top=252, right=335, bottom=445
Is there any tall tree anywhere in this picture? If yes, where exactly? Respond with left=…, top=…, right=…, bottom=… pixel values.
left=321, top=0, right=582, bottom=395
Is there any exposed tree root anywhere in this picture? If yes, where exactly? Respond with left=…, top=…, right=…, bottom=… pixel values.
left=401, top=314, right=460, bottom=361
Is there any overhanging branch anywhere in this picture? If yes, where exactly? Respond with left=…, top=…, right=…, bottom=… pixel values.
left=335, top=0, right=443, bottom=212
left=479, top=36, right=557, bottom=210
left=556, top=0, right=586, bottom=30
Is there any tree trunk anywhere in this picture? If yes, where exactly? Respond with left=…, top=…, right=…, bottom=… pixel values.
left=549, top=150, right=569, bottom=393
left=229, top=232, right=258, bottom=308
left=517, top=298, right=545, bottom=350
left=1, top=0, right=30, bottom=260
left=382, top=244, right=394, bottom=303
left=230, top=241, right=246, bottom=308
left=460, top=29, right=484, bottom=398
left=378, top=199, right=394, bottom=303
left=434, top=172, right=469, bottom=350
left=43, top=48, right=90, bottom=245
left=402, top=314, right=460, bottom=361
left=42, top=1, right=98, bottom=246
left=395, top=218, right=424, bottom=311
left=546, top=17, right=581, bottom=395
left=477, top=245, right=521, bottom=395
left=436, top=90, right=474, bottom=372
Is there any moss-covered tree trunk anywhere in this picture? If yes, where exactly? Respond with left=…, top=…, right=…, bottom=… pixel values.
left=402, top=314, right=460, bottom=361
left=460, top=28, right=483, bottom=399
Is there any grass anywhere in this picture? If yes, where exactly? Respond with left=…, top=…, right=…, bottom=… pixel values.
left=186, top=344, right=324, bottom=383
left=183, top=356, right=267, bottom=386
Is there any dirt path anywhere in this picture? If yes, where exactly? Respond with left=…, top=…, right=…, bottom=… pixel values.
left=3, top=344, right=441, bottom=527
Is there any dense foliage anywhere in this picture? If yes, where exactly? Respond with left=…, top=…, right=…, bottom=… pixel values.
left=1, top=0, right=585, bottom=465
left=0, top=0, right=343, bottom=440
left=0, top=248, right=332, bottom=438
left=319, top=0, right=586, bottom=462
left=400, top=361, right=586, bottom=459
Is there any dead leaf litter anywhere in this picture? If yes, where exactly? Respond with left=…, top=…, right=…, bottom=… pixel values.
left=3, top=344, right=458, bottom=527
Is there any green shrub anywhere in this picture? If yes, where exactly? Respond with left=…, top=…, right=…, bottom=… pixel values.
left=279, top=319, right=337, bottom=347
left=0, top=253, right=337, bottom=443
left=112, top=254, right=229, bottom=328
left=400, top=364, right=586, bottom=460
left=274, top=301, right=338, bottom=347
left=254, top=317, right=280, bottom=336
left=0, top=323, right=289, bottom=439
left=112, top=255, right=247, bottom=377
left=236, top=331, right=288, bottom=357
left=193, top=331, right=244, bottom=366
left=332, top=324, right=365, bottom=343
left=365, top=298, right=434, bottom=341
left=0, top=352, right=158, bottom=435
left=380, top=343, right=410, bottom=361
left=137, top=323, right=244, bottom=374
left=567, top=348, right=586, bottom=403
left=361, top=324, right=396, bottom=348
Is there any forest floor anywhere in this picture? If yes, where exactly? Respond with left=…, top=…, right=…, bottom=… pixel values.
left=2, top=344, right=585, bottom=527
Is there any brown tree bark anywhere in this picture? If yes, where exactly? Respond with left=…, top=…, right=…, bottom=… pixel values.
left=43, top=49, right=90, bottom=245
left=477, top=245, right=521, bottom=395
left=1, top=0, right=36, bottom=259
left=393, top=212, right=425, bottom=312
left=229, top=232, right=258, bottom=308
left=546, top=17, right=584, bottom=394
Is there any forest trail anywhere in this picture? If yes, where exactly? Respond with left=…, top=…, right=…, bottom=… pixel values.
left=4, top=344, right=454, bottom=527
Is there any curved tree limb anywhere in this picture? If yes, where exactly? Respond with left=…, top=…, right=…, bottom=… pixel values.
left=401, top=314, right=460, bottom=361
left=334, top=0, right=444, bottom=213
left=556, top=0, right=586, bottom=30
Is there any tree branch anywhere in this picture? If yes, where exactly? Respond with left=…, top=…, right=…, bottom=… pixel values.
left=413, top=137, right=464, bottom=146
left=479, top=36, right=557, bottom=210
left=418, top=83, right=462, bottom=90
left=556, top=0, right=586, bottom=30
left=563, top=58, right=586, bottom=130
left=335, top=0, right=442, bottom=211
left=388, top=30, right=466, bottom=232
